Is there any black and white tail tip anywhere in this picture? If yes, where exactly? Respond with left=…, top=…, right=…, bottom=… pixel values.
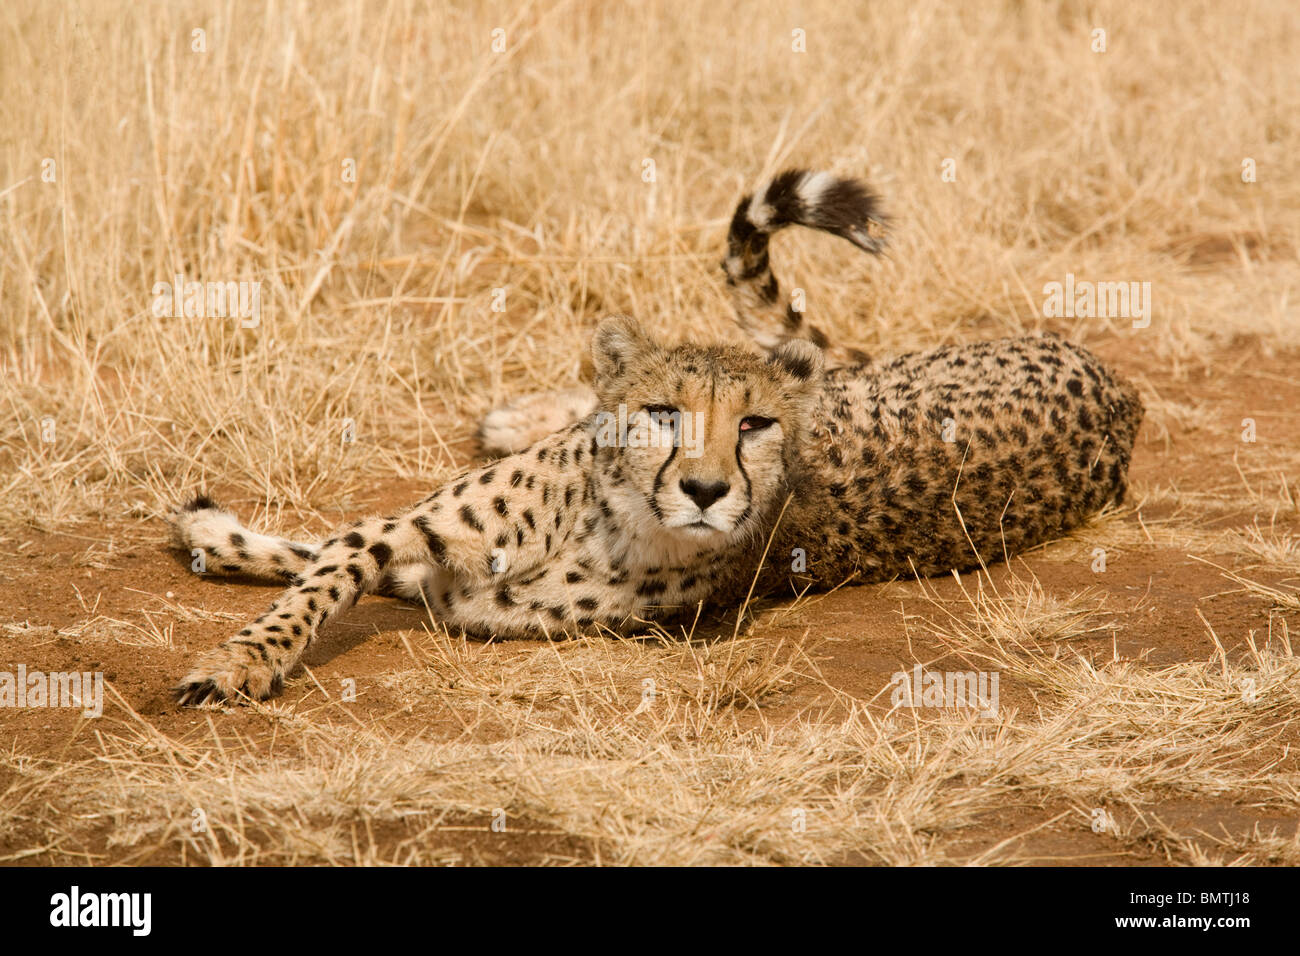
left=725, top=169, right=887, bottom=276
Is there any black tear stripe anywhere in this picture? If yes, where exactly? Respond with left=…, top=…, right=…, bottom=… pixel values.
left=648, top=441, right=679, bottom=521
left=732, top=438, right=754, bottom=528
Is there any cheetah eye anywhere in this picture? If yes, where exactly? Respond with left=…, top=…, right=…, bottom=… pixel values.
left=644, top=404, right=679, bottom=421
left=740, top=416, right=776, bottom=434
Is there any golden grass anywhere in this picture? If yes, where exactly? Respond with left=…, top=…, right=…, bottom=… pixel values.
left=2, top=0, right=1299, bottom=865
left=2, top=0, right=1297, bottom=524
left=3, top=610, right=1296, bottom=865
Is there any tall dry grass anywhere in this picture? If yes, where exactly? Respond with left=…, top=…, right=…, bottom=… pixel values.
left=1, top=0, right=1299, bottom=866
left=1, top=0, right=1296, bottom=525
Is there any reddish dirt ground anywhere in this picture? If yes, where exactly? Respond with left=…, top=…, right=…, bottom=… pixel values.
left=2, top=342, right=1297, bottom=864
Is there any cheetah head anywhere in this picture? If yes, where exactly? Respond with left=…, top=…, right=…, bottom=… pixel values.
left=590, top=314, right=823, bottom=548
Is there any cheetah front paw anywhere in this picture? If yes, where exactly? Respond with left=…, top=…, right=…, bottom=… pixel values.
left=173, top=640, right=286, bottom=706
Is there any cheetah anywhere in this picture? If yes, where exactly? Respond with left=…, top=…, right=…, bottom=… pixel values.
left=169, top=169, right=1143, bottom=704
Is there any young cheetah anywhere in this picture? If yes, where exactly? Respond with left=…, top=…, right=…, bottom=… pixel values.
left=169, top=169, right=1143, bottom=704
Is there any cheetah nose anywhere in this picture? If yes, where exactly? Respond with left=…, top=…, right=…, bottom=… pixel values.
left=680, top=478, right=730, bottom=511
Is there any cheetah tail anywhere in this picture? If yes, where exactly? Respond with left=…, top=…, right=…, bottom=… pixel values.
left=722, top=169, right=886, bottom=370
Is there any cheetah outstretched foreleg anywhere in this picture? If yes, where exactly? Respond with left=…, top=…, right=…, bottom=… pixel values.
left=173, top=424, right=589, bottom=704
left=171, top=507, right=435, bottom=705
left=168, top=496, right=320, bottom=584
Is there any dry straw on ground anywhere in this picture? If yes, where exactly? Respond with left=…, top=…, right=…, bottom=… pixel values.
left=1, top=0, right=1298, bottom=864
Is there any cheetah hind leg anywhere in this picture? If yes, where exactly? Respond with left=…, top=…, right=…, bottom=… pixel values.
left=476, top=385, right=597, bottom=457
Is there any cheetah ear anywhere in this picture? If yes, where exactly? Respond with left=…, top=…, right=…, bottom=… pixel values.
left=768, top=339, right=825, bottom=389
left=592, top=314, right=654, bottom=383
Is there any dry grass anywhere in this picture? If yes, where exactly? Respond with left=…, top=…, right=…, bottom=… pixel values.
left=3, top=611, right=1296, bottom=865
left=3, top=0, right=1297, bottom=525
left=2, top=0, right=1299, bottom=865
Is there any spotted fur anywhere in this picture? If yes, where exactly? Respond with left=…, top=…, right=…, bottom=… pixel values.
left=168, top=172, right=1143, bottom=705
